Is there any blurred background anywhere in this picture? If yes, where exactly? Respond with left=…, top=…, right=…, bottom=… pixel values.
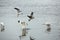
left=0, top=0, right=60, bottom=40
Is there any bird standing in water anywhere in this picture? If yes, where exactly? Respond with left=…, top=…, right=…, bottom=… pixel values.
left=43, top=22, right=51, bottom=32
left=27, top=12, right=34, bottom=21
left=46, top=24, right=51, bottom=32
left=14, top=8, right=22, bottom=17
left=21, top=21, right=28, bottom=36
left=0, top=22, right=5, bottom=32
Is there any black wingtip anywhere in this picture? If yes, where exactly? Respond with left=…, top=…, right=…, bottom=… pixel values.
left=31, top=12, right=34, bottom=16
left=14, top=8, right=19, bottom=10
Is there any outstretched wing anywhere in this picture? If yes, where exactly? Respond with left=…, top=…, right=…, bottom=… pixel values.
left=31, top=12, right=33, bottom=16
left=14, top=8, right=19, bottom=11
left=14, top=8, right=21, bottom=13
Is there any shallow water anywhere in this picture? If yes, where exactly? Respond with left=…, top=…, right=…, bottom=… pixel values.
left=0, top=0, right=60, bottom=40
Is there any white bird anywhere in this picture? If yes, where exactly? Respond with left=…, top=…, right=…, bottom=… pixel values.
left=43, top=22, right=51, bottom=32
left=27, top=12, right=34, bottom=21
left=0, top=22, right=5, bottom=32
left=20, top=21, right=28, bottom=29
left=18, top=20, right=28, bottom=36
left=14, top=8, right=22, bottom=17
